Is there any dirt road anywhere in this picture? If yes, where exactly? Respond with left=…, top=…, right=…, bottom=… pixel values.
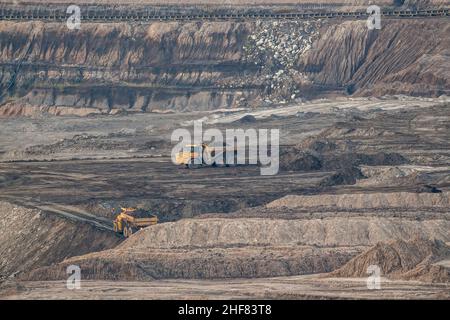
left=2, top=276, right=449, bottom=300
left=0, top=158, right=334, bottom=223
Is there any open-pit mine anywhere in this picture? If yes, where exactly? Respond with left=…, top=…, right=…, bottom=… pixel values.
left=0, top=0, right=449, bottom=301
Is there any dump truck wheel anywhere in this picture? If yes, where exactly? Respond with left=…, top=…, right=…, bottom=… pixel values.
left=123, top=225, right=128, bottom=238
left=113, top=222, right=118, bottom=233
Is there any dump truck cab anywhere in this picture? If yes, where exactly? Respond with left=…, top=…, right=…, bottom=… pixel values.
left=113, top=207, right=158, bottom=238
left=174, top=143, right=237, bottom=167
left=174, top=144, right=208, bottom=167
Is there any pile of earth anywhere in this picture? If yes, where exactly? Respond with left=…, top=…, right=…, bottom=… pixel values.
left=330, top=238, right=450, bottom=283
left=20, top=245, right=360, bottom=281
left=267, top=191, right=450, bottom=210
left=279, top=137, right=407, bottom=184
left=356, top=165, right=449, bottom=189
left=280, top=148, right=406, bottom=169
left=19, top=204, right=450, bottom=281
left=318, top=126, right=396, bottom=139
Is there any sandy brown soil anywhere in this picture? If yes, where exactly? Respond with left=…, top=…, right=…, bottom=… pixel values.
left=16, top=190, right=449, bottom=282
left=2, top=276, right=449, bottom=300
left=331, top=239, right=450, bottom=283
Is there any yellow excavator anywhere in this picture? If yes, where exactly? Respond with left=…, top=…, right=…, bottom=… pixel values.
left=113, top=207, right=158, bottom=238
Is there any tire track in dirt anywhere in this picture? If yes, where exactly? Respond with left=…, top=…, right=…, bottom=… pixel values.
left=0, top=196, right=114, bottom=232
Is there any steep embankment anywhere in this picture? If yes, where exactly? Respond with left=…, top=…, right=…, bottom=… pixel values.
left=0, top=201, right=121, bottom=279
left=22, top=246, right=360, bottom=280
left=0, top=17, right=448, bottom=116
left=300, top=19, right=450, bottom=96
left=0, top=20, right=256, bottom=113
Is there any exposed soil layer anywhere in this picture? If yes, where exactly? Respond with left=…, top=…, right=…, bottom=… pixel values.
left=19, top=194, right=450, bottom=281
left=330, top=239, right=450, bottom=283
left=267, top=191, right=450, bottom=210
left=300, top=20, right=450, bottom=97
left=0, top=201, right=121, bottom=279
left=119, top=216, right=450, bottom=249
left=1, top=17, right=448, bottom=115
left=21, top=246, right=361, bottom=281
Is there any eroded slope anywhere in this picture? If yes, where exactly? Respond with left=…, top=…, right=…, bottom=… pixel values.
left=0, top=201, right=120, bottom=279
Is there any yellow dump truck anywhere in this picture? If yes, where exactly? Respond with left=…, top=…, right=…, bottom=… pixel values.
left=113, top=207, right=158, bottom=238
left=174, top=143, right=237, bottom=168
